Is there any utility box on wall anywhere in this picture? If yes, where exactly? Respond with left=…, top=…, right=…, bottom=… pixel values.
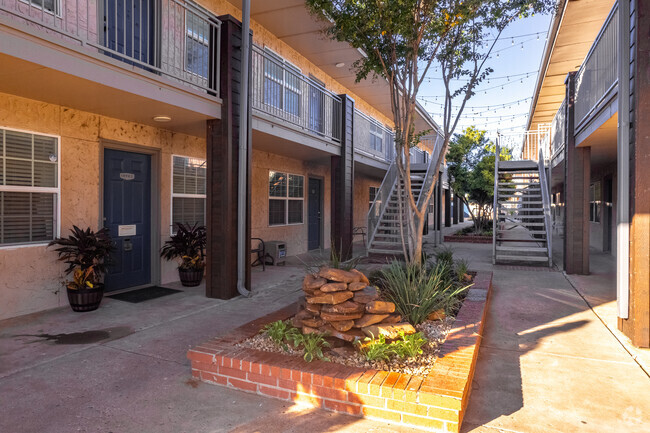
left=265, top=241, right=287, bottom=266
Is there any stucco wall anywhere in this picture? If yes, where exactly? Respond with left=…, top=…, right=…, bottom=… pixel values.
left=251, top=149, right=332, bottom=256
left=0, top=92, right=205, bottom=320
left=353, top=173, right=382, bottom=235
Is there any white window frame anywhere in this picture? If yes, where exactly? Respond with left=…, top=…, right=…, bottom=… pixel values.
left=184, top=10, right=210, bottom=80
left=0, top=126, right=61, bottom=250
left=263, top=47, right=303, bottom=117
left=170, top=154, right=207, bottom=235
left=268, top=170, right=304, bottom=227
left=19, top=0, right=62, bottom=17
left=369, top=120, right=384, bottom=152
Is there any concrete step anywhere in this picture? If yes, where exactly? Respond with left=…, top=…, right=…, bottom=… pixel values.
left=495, top=254, right=549, bottom=262
left=498, top=182, right=541, bottom=186
left=496, top=246, right=548, bottom=253
left=368, top=248, right=404, bottom=255
left=498, top=214, right=545, bottom=219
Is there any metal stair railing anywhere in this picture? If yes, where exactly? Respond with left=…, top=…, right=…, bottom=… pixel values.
left=537, top=146, right=553, bottom=267
left=367, top=159, right=399, bottom=249
left=416, top=134, right=443, bottom=210
left=492, top=134, right=500, bottom=264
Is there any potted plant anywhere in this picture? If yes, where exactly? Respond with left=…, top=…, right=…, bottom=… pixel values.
left=48, top=226, right=115, bottom=312
left=161, top=223, right=206, bottom=287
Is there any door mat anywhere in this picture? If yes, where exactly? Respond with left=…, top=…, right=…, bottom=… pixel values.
left=107, top=286, right=182, bottom=303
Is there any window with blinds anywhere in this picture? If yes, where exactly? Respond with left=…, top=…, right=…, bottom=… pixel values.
left=171, top=155, right=206, bottom=233
left=0, top=128, right=59, bottom=246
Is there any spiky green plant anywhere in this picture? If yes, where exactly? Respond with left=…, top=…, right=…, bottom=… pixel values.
left=379, top=260, right=470, bottom=325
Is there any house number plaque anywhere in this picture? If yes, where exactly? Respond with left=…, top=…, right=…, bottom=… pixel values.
left=120, top=173, right=135, bottom=181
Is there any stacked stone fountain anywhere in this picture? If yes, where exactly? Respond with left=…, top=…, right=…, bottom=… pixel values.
left=293, top=267, right=414, bottom=342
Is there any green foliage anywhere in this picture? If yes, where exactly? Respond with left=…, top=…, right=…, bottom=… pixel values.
left=361, top=334, right=394, bottom=362
left=160, top=223, right=206, bottom=271
left=262, top=320, right=295, bottom=351
left=455, top=259, right=470, bottom=283
left=379, top=260, right=470, bottom=325
left=305, top=0, right=555, bottom=266
left=435, top=247, right=455, bottom=270
left=392, top=332, right=427, bottom=359
left=300, top=332, right=331, bottom=363
left=447, top=127, right=514, bottom=232
left=48, top=226, right=115, bottom=290
left=262, top=321, right=329, bottom=362
left=360, top=331, right=428, bottom=361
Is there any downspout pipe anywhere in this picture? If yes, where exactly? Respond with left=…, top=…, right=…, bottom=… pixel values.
left=617, top=0, right=630, bottom=318
left=237, top=0, right=251, bottom=297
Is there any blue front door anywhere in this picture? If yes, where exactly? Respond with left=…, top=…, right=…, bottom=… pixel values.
left=103, top=149, right=152, bottom=291
left=308, top=178, right=322, bottom=250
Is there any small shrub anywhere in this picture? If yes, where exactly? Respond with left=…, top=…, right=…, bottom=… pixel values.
left=300, top=332, right=330, bottom=362
left=360, top=334, right=394, bottom=361
left=379, top=260, right=470, bottom=325
left=262, top=320, right=295, bottom=351
left=435, top=247, right=455, bottom=269
left=455, top=259, right=470, bottom=283
left=392, top=331, right=427, bottom=359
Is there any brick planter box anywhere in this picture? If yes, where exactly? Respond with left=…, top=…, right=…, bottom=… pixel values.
left=444, top=235, right=492, bottom=244
left=188, top=271, right=493, bottom=432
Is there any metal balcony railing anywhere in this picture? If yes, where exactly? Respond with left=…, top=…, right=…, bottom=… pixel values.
left=574, top=3, right=618, bottom=130
left=1, top=0, right=222, bottom=96
left=251, top=45, right=342, bottom=143
left=353, top=109, right=394, bottom=162
left=550, top=99, right=566, bottom=160
left=410, top=147, right=428, bottom=164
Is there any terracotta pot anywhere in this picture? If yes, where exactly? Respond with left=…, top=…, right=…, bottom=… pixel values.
left=179, top=269, right=204, bottom=287
left=67, top=284, right=104, bottom=312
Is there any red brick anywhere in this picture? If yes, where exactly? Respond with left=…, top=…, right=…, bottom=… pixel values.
left=402, top=414, right=445, bottom=430
left=280, top=368, right=293, bottom=381
left=356, top=370, right=377, bottom=395
left=201, top=372, right=227, bottom=385
left=405, top=376, right=423, bottom=402
left=418, top=392, right=463, bottom=410
left=428, top=406, right=460, bottom=423
left=291, top=392, right=323, bottom=407
left=352, top=393, right=386, bottom=408
left=270, top=366, right=281, bottom=378
left=191, top=369, right=201, bottom=378
left=248, top=372, right=278, bottom=387
left=291, top=369, right=302, bottom=381
left=219, top=366, right=248, bottom=380
left=445, top=421, right=460, bottom=433
left=312, top=385, right=349, bottom=402
left=260, top=364, right=272, bottom=376
left=278, top=378, right=297, bottom=391
left=386, top=399, right=428, bottom=416
left=343, top=371, right=364, bottom=391
left=193, top=361, right=220, bottom=374
left=301, top=371, right=313, bottom=384
left=362, top=406, right=402, bottom=422
left=380, top=372, right=401, bottom=398
left=322, top=375, right=335, bottom=388
left=311, top=373, right=324, bottom=387
left=391, top=374, right=411, bottom=401
left=368, top=371, right=388, bottom=396
left=323, top=399, right=362, bottom=416
left=259, top=385, right=291, bottom=400
left=187, top=350, right=215, bottom=364
left=249, top=362, right=263, bottom=375
left=227, top=377, right=257, bottom=393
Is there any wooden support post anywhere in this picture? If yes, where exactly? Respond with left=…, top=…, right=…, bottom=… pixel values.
left=445, top=188, right=452, bottom=227
left=563, top=72, right=590, bottom=275
left=331, top=95, right=355, bottom=261
left=620, top=0, right=650, bottom=347
left=205, top=16, right=251, bottom=299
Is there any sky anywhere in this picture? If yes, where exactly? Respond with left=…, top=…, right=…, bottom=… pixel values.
left=417, top=12, right=553, bottom=144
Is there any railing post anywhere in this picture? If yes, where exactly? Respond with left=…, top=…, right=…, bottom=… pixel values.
left=492, top=134, right=500, bottom=264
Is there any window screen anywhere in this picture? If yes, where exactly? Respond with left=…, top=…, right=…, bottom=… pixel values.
left=172, top=155, right=206, bottom=232
left=0, top=129, right=59, bottom=246
left=268, top=171, right=303, bottom=226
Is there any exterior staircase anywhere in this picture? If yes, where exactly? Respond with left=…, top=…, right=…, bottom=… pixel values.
left=367, top=167, right=427, bottom=255
left=367, top=135, right=444, bottom=256
left=493, top=148, right=553, bottom=266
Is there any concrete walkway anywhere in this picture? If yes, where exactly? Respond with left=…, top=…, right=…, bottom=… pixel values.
left=433, top=241, right=650, bottom=433
left=1, top=226, right=648, bottom=432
